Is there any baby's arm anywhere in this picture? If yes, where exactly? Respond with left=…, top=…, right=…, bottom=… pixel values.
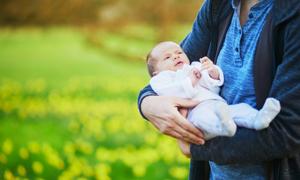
left=189, top=67, right=201, bottom=87
left=191, top=59, right=224, bottom=94
left=150, top=70, right=198, bottom=99
left=200, top=57, right=220, bottom=80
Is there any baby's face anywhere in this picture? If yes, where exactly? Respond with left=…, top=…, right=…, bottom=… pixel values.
left=152, top=42, right=190, bottom=74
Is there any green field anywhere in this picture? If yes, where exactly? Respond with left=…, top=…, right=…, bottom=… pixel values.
left=0, top=25, right=191, bottom=179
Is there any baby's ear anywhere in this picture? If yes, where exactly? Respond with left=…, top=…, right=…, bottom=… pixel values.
left=152, top=71, right=158, bottom=76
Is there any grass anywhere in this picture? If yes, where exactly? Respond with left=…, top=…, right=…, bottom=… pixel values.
left=0, top=25, right=191, bottom=180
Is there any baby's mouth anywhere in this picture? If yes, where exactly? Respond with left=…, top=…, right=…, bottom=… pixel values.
left=175, top=61, right=184, bottom=66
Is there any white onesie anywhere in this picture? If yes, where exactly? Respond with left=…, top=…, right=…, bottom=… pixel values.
left=150, top=62, right=281, bottom=140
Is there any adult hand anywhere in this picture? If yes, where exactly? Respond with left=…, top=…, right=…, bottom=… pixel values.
left=141, top=95, right=205, bottom=145
left=178, top=139, right=191, bottom=157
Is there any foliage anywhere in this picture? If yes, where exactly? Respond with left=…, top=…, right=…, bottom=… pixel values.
left=0, top=0, right=203, bottom=27
left=0, top=26, right=191, bottom=179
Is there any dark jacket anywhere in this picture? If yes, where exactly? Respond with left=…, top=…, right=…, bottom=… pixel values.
left=138, top=0, right=300, bottom=179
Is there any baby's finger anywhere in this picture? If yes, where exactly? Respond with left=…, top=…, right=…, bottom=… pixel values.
left=202, top=61, right=213, bottom=66
left=208, top=69, right=216, bottom=75
left=200, top=64, right=212, bottom=71
left=195, top=71, right=201, bottom=78
left=200, top=57, right=212, bottom=64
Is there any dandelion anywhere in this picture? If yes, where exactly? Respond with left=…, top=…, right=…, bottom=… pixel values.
left=76, top=140, right=93, bottom=155
left=132, top=165, right=146, bottom=177
left=96, top=148, right=115, bottom=163
left=17, top=165, right=26, bottom=176
left=26, top=79, right=46, bottom=93
left=64, top=142, right=75, bottom=155
left=0, top=153, right=7, bottom=164
left=169, top=167, right=188, bottom=179
left=95, top=163, right=111, bottom=180
left=19, top=147, right=29, bottom=159
left=42, top=144, right=65, bottom=169
left=4, top=170, right=14, bottom=180
left=68, top=120, right=80, bottom=133
left=2, top=139, right=13, bottom=155
left=28, top=141, right=40, bottom=154
left=58, top=171, right=73, bottom=180
left=32, top=161, right=43, bottom=174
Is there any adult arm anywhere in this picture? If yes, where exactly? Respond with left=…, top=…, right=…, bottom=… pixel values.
left=189, top=14, right=300, bottom=164
left=180, top=0, right=212, bottom=61
left=138, top=84, right=204, bottom=144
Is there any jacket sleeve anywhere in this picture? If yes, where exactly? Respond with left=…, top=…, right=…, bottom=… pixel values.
left=190, top=14, right=300, bottom=164
left=180, top=0, right=212, bottom=62
left=137, top=84, right=157, bottom=119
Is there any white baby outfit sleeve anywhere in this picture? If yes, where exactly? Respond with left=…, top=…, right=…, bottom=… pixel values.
left=191, top=61, right=224, bottom=94
left=150, top=69, right=198, bottom=99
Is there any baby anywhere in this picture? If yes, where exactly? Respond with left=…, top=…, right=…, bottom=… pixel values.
left=147, top=41, right=281, bottom=139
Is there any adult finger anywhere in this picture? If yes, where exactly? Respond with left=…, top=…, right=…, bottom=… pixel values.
left=153, top=119, right=198, bottom=143
left=167, top=129, right=184, bottom=140
left=170, top=120, right=204, bottom=144
left=178, top=108, right=188, bottom=118
left=173, top=111, right=204, bottom=142
left=172, top=98, right=203, bottom=137
left=200, top=57, right=209, bottom=63
left=173, top=97, right=199, bottom=108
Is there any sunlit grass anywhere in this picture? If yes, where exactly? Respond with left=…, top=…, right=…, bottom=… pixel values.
left=0, top=26, right=190, bottom=179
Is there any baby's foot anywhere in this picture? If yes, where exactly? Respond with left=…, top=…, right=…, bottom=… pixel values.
left=254, top=98, right=281, bottom=130
left=216, top=103, right=237, bottom=137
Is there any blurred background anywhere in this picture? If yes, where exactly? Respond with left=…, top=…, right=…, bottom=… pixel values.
left=0, top=0, right=203, bottom=179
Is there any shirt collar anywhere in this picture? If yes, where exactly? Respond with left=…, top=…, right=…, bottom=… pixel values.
left=231, top=0, right=273, bottom=15
left=231, top=0, right=240, bottom=10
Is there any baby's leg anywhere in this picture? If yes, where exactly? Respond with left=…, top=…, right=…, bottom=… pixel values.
left=188, top=101, right=236, bottom=140
left=213, top=101, right=237, bottom=137
left=229, top=98, right=281, bottom=130
left=253, top=98, right=281, bottom=130
left=229, top=103, right=258, bottom=129
left=188, top=104, right=220, bottom=140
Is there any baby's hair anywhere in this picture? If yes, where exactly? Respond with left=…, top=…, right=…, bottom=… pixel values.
left=146, top=41, right=177, bottom=77
left=146, top=50, right=156, bottom=77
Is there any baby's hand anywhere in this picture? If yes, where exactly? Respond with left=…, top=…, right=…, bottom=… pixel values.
left=199, top=57, right=220, bottom=80
left=189, top=68, right=201, bottom=87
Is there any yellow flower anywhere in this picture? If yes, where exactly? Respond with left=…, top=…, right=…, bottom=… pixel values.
left=0, top=153, right=7, bottom=164
left=76, top=140, right=93, bottom=155
left=17, top=165, right=26, bottom=176
left=132, top=165, right=146, bottom=177
left=26, top=79, right=46, bottom=93
left=28, top=142, right=40, bottom=154
left=64, top=142, right=75, bottom=155
left=94, top=163, right=111, bottom=180
left=19, top=148, right=29, bottom=159
left=32, top=161, right=43, bottom=174
left=2, top=139, right=13, bottom=155
left=4, top=170, right=14, bottom=180
left=42, top=144, right=64, bottom=169
left=169, top=167, right=188, bottom=179
left=68, top=120, right=80, bottom=133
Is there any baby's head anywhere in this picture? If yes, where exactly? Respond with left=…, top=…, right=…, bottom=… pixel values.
left=146, top=41, right=190, bottom=77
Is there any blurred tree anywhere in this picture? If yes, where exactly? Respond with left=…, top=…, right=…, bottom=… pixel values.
left=0, top=0, right=100, bottom=25
left=0, top=0, right=202, bottom=27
